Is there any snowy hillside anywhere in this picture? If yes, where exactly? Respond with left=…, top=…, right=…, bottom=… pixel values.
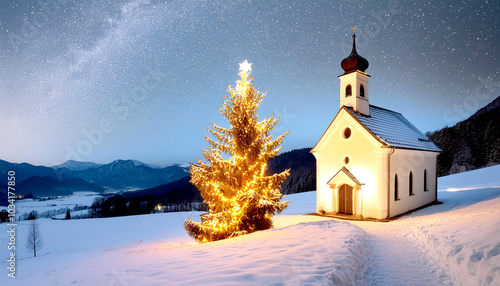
left=1, top=165, right=499, bottom=285
left=0, top=193, right=101, bottom=220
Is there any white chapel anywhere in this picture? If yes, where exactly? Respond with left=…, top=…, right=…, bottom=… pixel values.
left=311, top=31, right=441, bottom=219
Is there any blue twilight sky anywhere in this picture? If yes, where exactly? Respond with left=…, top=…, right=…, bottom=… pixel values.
left=0, top=0, right=498, bottom=166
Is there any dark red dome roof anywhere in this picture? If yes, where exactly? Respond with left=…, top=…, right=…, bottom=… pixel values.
left=341, top=34, right=369, bottom=74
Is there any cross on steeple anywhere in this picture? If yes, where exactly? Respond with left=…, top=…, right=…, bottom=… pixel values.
left=352, top=27, right=356, bottom=34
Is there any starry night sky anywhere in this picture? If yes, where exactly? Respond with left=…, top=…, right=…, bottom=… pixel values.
left=0, top=0, right=498, bottom=166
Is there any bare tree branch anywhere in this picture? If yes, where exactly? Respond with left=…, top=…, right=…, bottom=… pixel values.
left=26, top=220, right=43, bottom=257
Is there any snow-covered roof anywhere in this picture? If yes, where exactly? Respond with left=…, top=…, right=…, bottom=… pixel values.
left=346, top=105, right=441, bottom=152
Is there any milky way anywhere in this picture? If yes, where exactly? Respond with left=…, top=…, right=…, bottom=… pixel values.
left=0, top=0, right=497, bottom=166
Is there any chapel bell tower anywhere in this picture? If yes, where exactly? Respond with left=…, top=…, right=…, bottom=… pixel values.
left=339, top=28, right=370, bottom=116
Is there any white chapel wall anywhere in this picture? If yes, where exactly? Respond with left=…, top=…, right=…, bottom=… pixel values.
left=315, top=111, right=380, bottom=214
left=389, top=149, right=438, bottom=217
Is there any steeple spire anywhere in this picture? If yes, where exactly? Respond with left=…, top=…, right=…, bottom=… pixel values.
left=338, top=30, right=371, bottom=116
left=341, top=28, right=369, bottom=75
left=351, top=28, right=357, bottom=54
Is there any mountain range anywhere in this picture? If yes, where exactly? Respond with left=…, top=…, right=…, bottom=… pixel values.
left=16, top=176, right=104, bottom=197
left=0, top=159, right=188, bottom=203
left=52, top=160, right=104, bottom=171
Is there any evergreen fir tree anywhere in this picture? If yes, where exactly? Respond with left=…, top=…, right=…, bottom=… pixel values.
left=184, top=61, right=290, bottom=243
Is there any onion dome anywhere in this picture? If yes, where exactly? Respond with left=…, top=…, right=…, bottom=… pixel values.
left=341, top=33, right=369, bottom=74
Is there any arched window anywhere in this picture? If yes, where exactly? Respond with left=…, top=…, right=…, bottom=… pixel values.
left=360, top=84, right=365, bottom=98
left=424, top=169, right=428, bottom=192
left=394, top=174, right=399, bottom=201
left=346, top=84, right=352, bottom=97
left=409, top=171, right=414, bottom=196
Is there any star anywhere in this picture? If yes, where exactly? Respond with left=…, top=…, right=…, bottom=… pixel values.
left=239, top=60, right=252, bottom=73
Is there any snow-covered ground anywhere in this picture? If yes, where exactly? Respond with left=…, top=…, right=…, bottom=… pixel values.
left=353, top=165, right=500, bottom=286
left=0, top=193, right=101, bottom=220
left=0, top=165, right=499, bottom=285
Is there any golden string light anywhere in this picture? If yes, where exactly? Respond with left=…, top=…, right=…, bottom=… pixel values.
left=184, top=62, right=290, bottom=243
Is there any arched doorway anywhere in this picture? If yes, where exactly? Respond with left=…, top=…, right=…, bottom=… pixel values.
left=338, top=184, right=353, bottom=215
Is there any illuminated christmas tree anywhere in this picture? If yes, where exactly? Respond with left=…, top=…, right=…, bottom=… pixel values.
left=184, top=60, right=290, bottom=243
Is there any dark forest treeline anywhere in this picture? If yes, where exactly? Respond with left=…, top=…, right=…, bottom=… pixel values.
left=266, top=148, right=316, bottom=195
left=427, top=96, right=499, bottom=176
left=89, top=194, right=207, bottom=218
left=89, top=176, right=206, bottom=218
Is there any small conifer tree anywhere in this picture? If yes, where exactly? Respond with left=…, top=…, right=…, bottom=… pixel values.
left=184, top=61, right=290, bottom=242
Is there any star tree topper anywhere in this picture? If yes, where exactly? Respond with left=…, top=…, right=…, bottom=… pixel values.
left=239, top=60, right=252, bottom=74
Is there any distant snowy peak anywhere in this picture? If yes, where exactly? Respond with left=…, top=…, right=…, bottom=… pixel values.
left=132, top=160, right=176, bottom=169
left=53, top=160, right=103, bottom=171
left=178, top=163, right=191, bottom=169
left=130, top=160, right=150, bottom=167
left=53, top=159, right=188, bottom=172
left=111, top=160, right=188, bottom=170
